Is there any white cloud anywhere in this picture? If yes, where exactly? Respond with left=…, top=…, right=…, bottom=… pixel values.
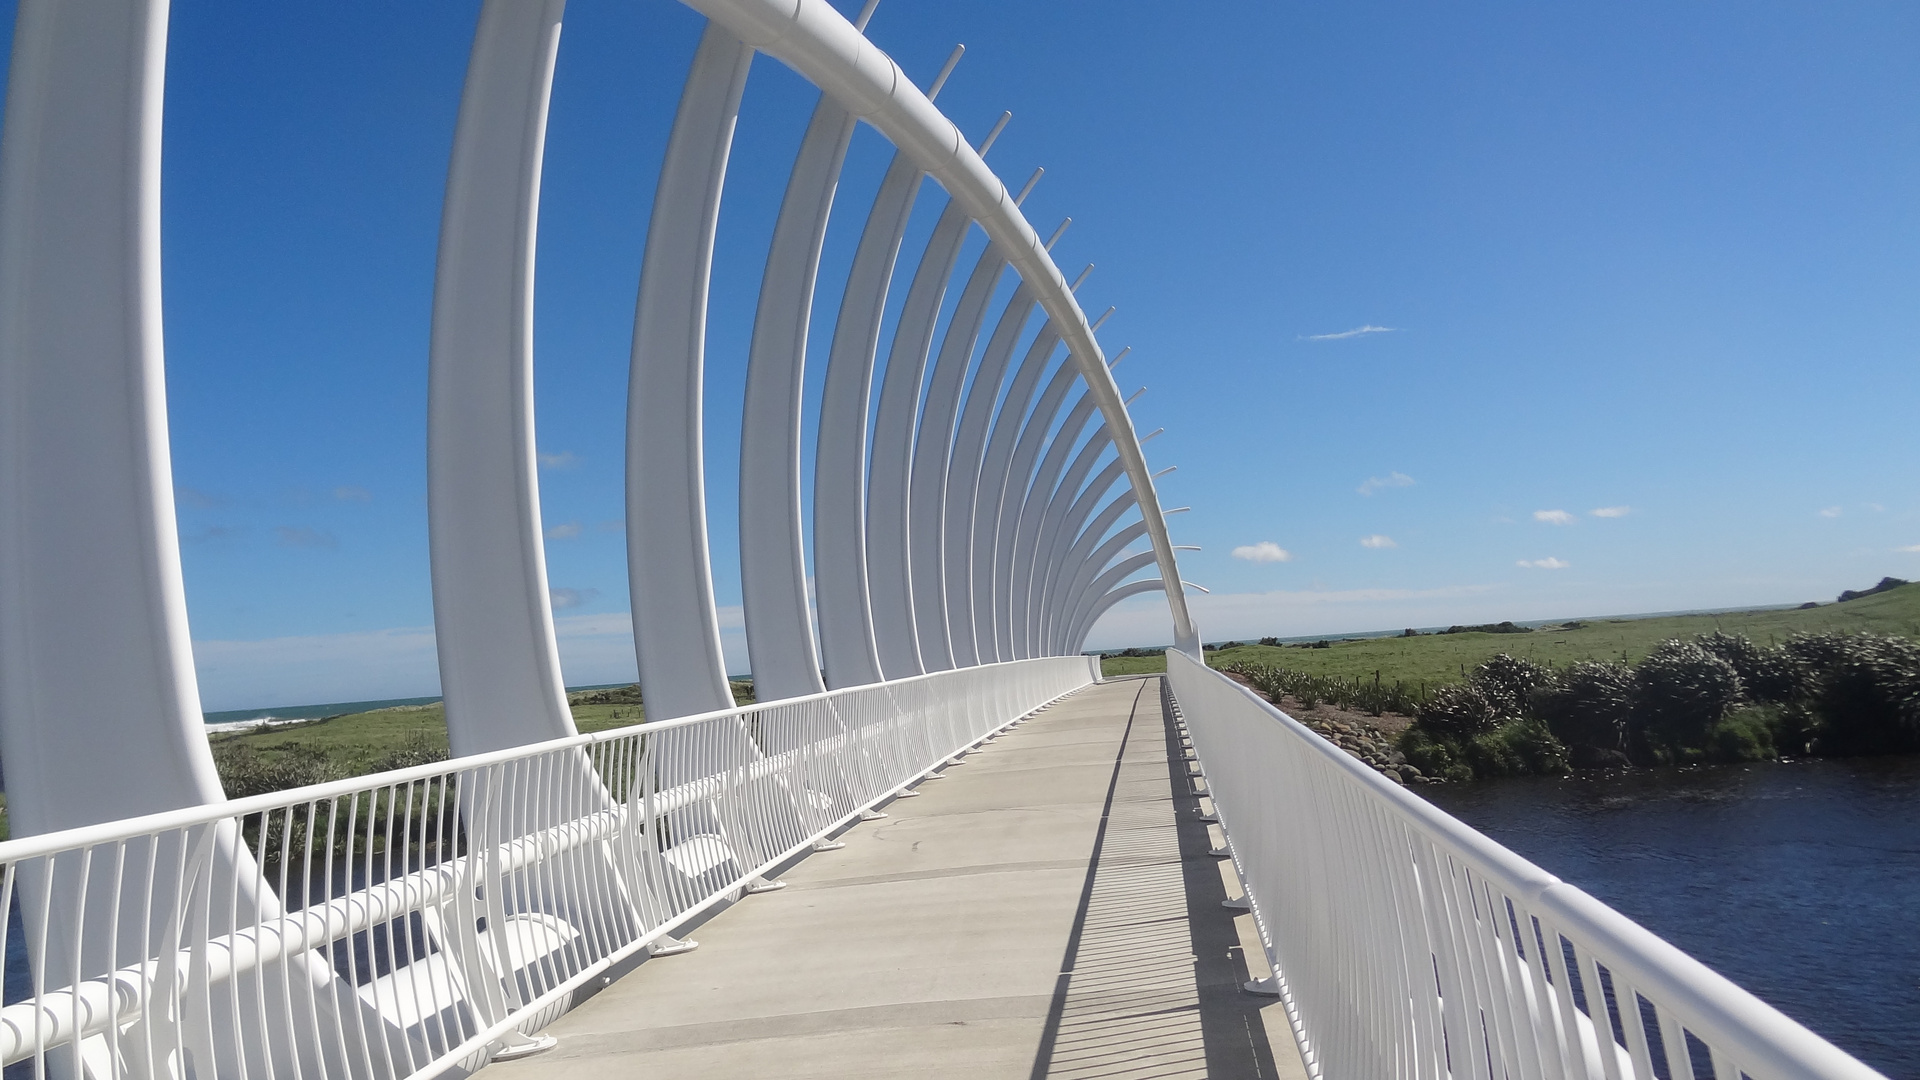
left=1589, top=506, right=1631, bottom=518
left=1304, top=325, right=1396, bottom=341
left=1231, top=541, right=1293, bottom=563
left=545, top=521, right=583, bottom=540
left=549, top=587, right=599, bottom=610
left=1516, top=557, right=1570, bottom=570
left=1359, top=534, right=1397, bottom=549
left=332, top=485, right=372, bottom=502
left=1533, top=509, right=1575, bottom=525
left=1898, top=544, right=1920, bottom=553
left=1357, top=471, right=1415, bottom=496
left=1865, top=503, right=1887, bottom=513
left=1818, top=506, right=1842, bottom=518
left=538, top=450, right=581, bottom=470
left=274, top=525, right=337, bottom=549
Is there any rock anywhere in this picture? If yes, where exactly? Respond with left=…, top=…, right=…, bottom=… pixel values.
left=1397, top=765, right=1422, bottom=782
left=1386, top=749, right=1408, bottom=766
left=1384, top=770, right=1407, bottom=785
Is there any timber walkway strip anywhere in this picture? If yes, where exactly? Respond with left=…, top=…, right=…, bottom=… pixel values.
left=483, top=676, right=1308, bottom=1079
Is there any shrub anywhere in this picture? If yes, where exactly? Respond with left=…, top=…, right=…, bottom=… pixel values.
left=1695, top=631, right=1800, bottom=704
left=1398, top=728, right=1474, bottom=783
left=1793, top=632, right=1920, bottom=755
left=1258, top=636, right=1280, bottom=647
left=1632, top=640, right=1743, bottom=753
left=213, top=743, right=342, bottom=799
left=1706, top=706, right=1780, bottom=763
left=371, top=734, right=450, bottom=774
left=1417, top=683, right=1501, bottom=740
left=1471, top=654, right=1551, bottom=717
left=1531, top=660, right=1633, bottom=753
left=1464, top=719, right=1571, bottom=778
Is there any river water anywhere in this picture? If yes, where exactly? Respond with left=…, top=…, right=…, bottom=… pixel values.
left=1424, top=757, right=1920, bottom=1078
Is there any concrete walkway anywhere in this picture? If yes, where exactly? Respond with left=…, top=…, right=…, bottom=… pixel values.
left=483, top=676, right=1308, bottom=1079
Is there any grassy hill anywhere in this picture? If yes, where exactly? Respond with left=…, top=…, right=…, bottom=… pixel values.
left=1100, top=582, right=1920, bottom=682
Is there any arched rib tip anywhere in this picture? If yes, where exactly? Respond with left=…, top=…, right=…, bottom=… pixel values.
left=1152, top=465, right=1176, bottom=479
left=1124, top=386, right=1145, bottom=406
left=928, top=44, right=964, bottom=100
left=1182, top=581, right=1210, bottom=594
left=978, top=110, right=1012, bottom=154
left=1139, top=427, right=1165, bottom=443
left=1088, top=305, right=1115, bottom=332
left=1163, top=506, right=1191, bottom=515
left=1107, top=345, right=1130, bottom=367
left=854, top=0, right=882, bottom=32
left=1016, top=168, right=1044, bottom=205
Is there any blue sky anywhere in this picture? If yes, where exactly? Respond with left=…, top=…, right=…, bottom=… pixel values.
left=12, top=1, right=1915, bottom=708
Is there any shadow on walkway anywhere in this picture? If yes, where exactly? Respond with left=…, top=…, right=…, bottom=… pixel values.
left=1027, top=677, right=1281, bottom=1079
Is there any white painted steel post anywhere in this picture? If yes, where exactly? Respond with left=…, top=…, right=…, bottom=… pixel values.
left=739, top=90, right=856, bottom=701
left=813, top=152, right=920, bottom=689
left=944, top=279, right=1039, bottom=666
left=909, top=239, right=1009, bottom=670
left=0, top=0, right=223, bottom=834
left=429, top=0, right=577, bottom=755
left=627, top=23, right=752, bottom=719
left=867, top=199, right=970, bottom=678
left=973, top=318, right=1066, bottom=661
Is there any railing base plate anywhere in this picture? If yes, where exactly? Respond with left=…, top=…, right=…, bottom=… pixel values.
left=647, top=935, right=700, bottom=957
left=1242, top=977, right=1282, bottom=998
left=490, top=1033, right=557, bottom=1061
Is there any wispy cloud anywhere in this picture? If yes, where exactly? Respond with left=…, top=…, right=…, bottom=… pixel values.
left=176, top=487, right=223, bottom=509
left=274, top=526, right=337, bottom=549
left=183, top=525, right=247, bottom=543
left=549, top=587, right=599, bottom=610
left=1516, top=557, right=1570, bottom=570
left=1231, top=541, right=1293, bottom=563
left=1589, top=506, right=1631, bottom=518
left=1304, top=325, right=1396, bottom=341
left=1818, top=506, right=1843, bottom=518
left=1898, top=544, right=1920, bottom=553
left=538, top=450, right=580, bottom=470
left=1865, top=503, right=1886, bottom=513
left=1534, top=509, right=1575, bottom=525
left=1359, top=534, right=1397, bottom=549
left=332, top=485, right=371, bottom=502
left=545, top=521, right=583, bottom=540
left=1357, top=471, right=1415, bottom=496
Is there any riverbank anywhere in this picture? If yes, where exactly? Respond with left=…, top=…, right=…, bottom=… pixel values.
left=1098, top=579, right=1920, bottom=679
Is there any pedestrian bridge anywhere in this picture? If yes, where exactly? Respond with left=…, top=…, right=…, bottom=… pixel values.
left=0, top=1, right=1888, bottom=1078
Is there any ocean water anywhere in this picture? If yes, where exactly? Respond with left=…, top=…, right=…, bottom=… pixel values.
left=1425, top=757, right=1920, bottom=1078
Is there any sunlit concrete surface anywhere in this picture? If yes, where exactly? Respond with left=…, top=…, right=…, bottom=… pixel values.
left=481, top=676, right=1309, bottom=1079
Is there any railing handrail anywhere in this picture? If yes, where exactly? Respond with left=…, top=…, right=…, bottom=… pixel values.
left=0, top=654, right=1057, bottom=865
left=1167, top=649, right=1885, bottom=1080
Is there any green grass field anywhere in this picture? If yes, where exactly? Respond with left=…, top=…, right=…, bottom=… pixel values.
left=1098, top=582, right=1920, bottom=682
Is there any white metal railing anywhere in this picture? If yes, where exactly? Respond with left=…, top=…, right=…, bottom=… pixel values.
left=0, top=655, right=1098, bottom=1080
left=1164, top=649, right=1885, bottom=1080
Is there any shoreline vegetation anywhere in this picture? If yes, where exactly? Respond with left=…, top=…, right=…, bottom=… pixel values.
left=4, top=586, right=1907, bottom=840
left=1112, top=579, right=1920, bottom=784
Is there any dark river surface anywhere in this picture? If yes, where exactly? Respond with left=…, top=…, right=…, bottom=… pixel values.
left=1424, top=756, right=1920, bottom=1079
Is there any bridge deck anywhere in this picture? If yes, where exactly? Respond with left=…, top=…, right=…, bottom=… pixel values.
left=482, top=676, right=1309, bottom=1079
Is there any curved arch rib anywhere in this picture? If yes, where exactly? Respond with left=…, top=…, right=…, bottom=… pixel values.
left=1054, top=520, right=1150, bottom=651
left=1013, top=393, right=1108, bottom=653
left=813, top=149, right=922, bottom=689
left=626, top=23, right=752, bottom=719
left=1033, top=454, right=1129, bottom=649
left=739, top=91, right=856, bottom=701
left=1060, top=550, right=1159, bottom=655
left=0, top=0, right=224, bottom=832
left=909, top=240, right=1008, bottom=670
left=944, top=281, right=1036, bottom=664
left=973, top=321, right=1061, bottom=661
left=429, top=0, right=575, bottom=756
left=994, top=348, right=1089, bottom=656
left=688, top=0, right=1199, bottom=654
left=867, top=197, right=969, bottom=679
left=1070, top=579, right=1167, bottom=654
